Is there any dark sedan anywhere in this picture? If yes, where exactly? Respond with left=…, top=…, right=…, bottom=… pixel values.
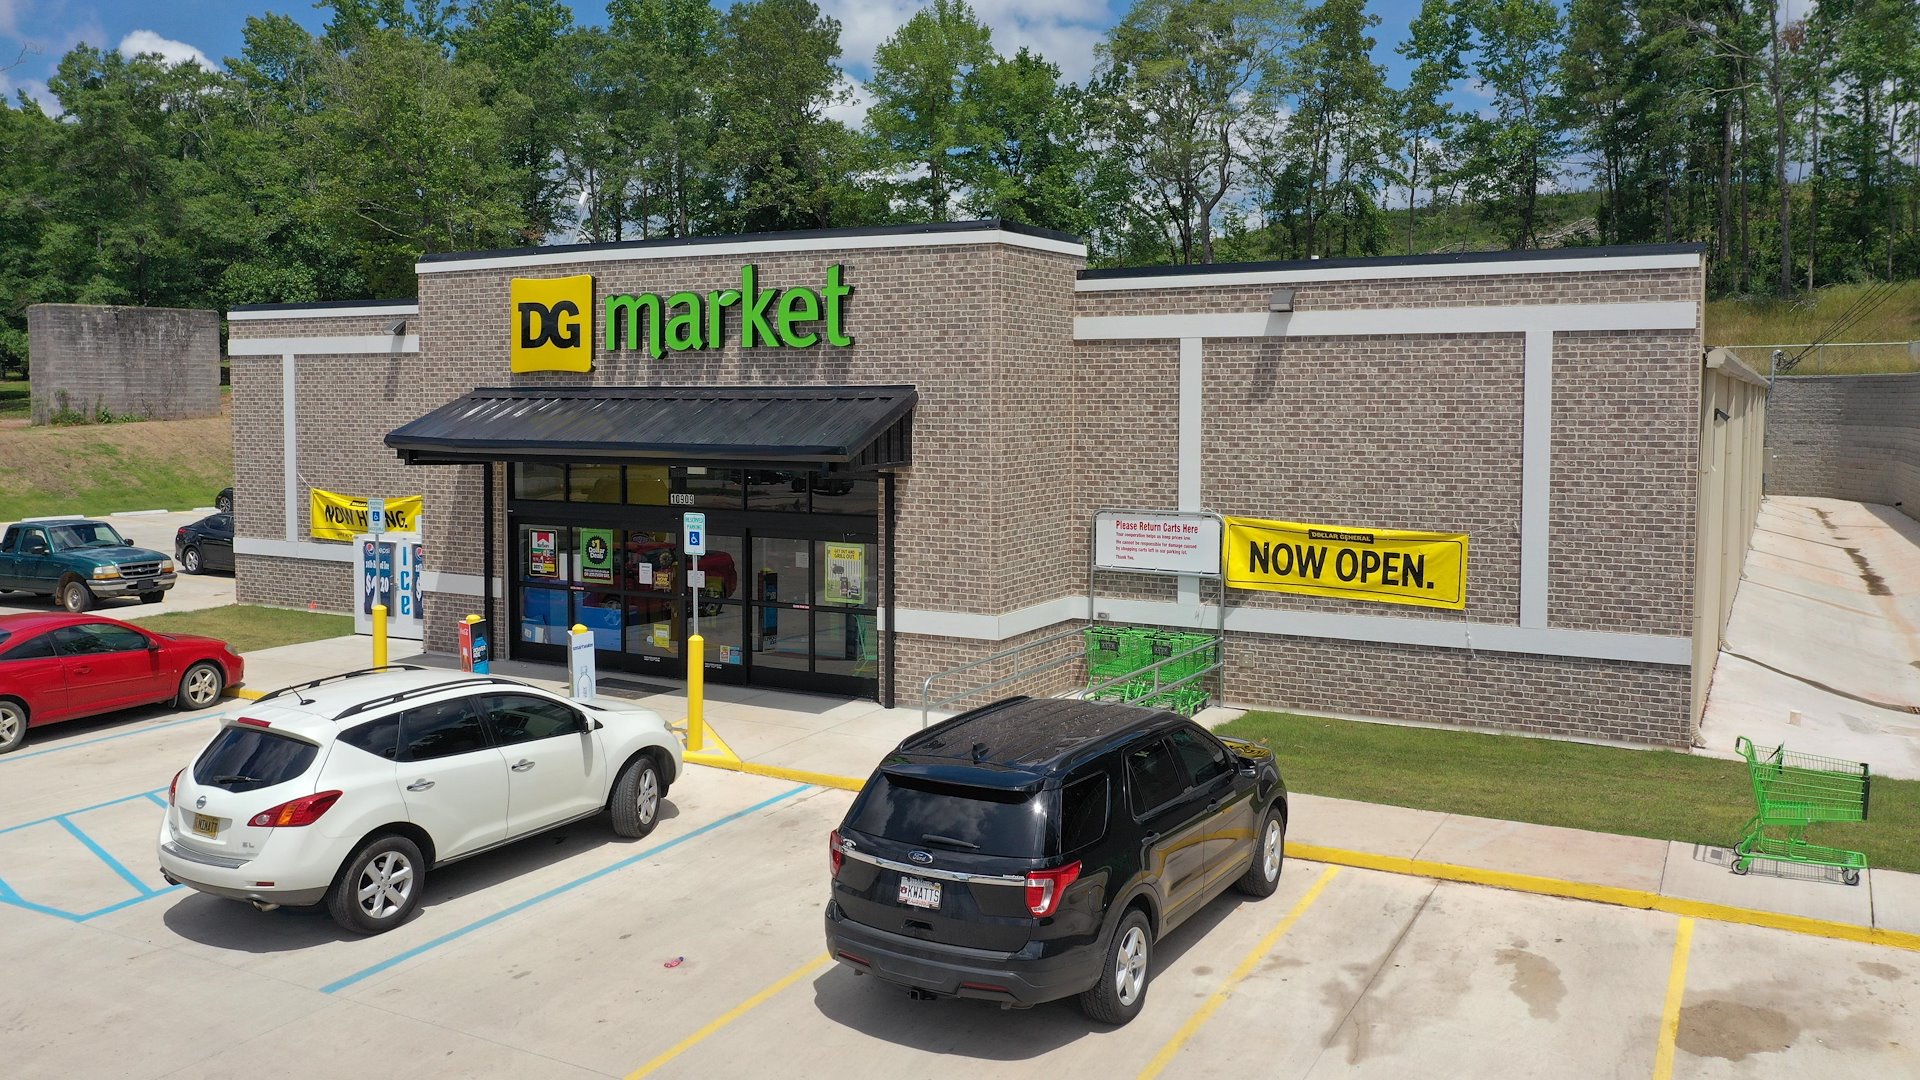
left=175, top=513, right=234, bottom=575
left=0, top=612, right=244, bottom=753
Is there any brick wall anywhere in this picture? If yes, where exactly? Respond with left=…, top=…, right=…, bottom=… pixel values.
left=1767, top=374, right=1920, bottom=518
left=27, top=304, right=220, bottom=424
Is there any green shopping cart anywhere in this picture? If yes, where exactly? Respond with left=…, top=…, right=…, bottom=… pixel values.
left=1732, top=736, right=1871, bottom=885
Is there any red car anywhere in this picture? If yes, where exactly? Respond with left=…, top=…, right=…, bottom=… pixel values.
left=0, top=612, right=244, bottom=754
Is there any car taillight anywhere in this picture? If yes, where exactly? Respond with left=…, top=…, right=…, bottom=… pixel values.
left=169, top=768, right=183, bottom=806
left=1025, top=861, right=1082, bottom=918
left=249, top=790, right=342, bottom=828
left=829, top=830, right=844, bottom=878
left=236, top=717, right=270, bottom=729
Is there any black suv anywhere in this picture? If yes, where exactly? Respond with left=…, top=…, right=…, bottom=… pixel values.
left=824, top=696, right=1287, bottom=1024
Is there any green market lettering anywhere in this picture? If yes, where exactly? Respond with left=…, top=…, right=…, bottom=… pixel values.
left=604, top=264, right=853, bottom=359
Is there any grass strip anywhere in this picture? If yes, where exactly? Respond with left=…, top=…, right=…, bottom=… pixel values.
left=126, top=604, right=353, bottom=655
left=1219, top=711, right=1920, bottom=874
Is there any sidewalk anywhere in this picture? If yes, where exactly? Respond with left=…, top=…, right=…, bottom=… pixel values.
left=233, top=634, right=1920, bottom=949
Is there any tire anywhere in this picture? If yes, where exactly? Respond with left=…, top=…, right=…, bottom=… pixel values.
left=1843, top=868, right=1861, bottom=886
left=609, top=753, right=664, bottom=838
left=140, top=593, right=164, bottom=605
left=327, top=834, right=425, bottom=935
left=60, top=580, right=93, bottom=613
left=0, top=698, right=27, bottom=755
left=1080, top=909, right=1153, bottom=1025
left=182, top=546, right=202, bottom=574
left=216, top=492, right=233, bottom=513
left=1234, top=808, right=1285, bottom=898
left=176, top=661, right=225, bottom=709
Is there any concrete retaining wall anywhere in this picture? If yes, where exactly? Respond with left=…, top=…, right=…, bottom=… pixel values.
left=1766, top=373, right=1920, bottom=517
left=26, top=304, right=221, bottom=425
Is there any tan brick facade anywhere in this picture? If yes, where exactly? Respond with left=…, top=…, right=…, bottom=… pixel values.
left=229, top=228, right=1707, bottom=746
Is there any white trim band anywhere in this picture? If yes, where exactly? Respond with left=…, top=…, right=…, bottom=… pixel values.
left=1074, top=252, right=1702, bottom=292
left=227, top=304, right=418, bottom=322
left=236, top=537, right=357, bottom=563
left=893, top=595, right=1690, bottom=666
left=231, top=335, right=420, bottom=356
left=415, top=228, right=1086, bottom=274
left=1074, top=302, right=1697, bottom=342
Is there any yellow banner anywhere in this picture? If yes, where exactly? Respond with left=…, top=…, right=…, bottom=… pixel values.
left=1223, top=516, right=1467, bottom=610
left=310, top=488, right=424, bottom=541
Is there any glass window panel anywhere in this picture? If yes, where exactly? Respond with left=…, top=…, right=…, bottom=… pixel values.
left=818, top=541, right=874, bottom=610
left=808, top=476, right=878, bottom=516
left=754, top=606, right=810, bottom=671
left=569, top=464, right=623, bottom=503
left=622, top=529, right=679, bottom=593
left=1128, top=739, right=1187, bottom=815
left=752, top=537, right=811, bottom=606
left=695, top=602, right=745, bottom=666
left=480, top=693, right=585, bottom=744
left=518, top=524, right=570, bottom=582
left=626, top=466, right=670, bottom=505
left=575, top=593, right=623, bottom=650
left=670, top=467, right=742, bottom=509
left=693, top=532, right=743, bottom=604
left=815, top=611, right=877, bottom=678
left=519, top=587, right=571, bottom=645
left=514, top=463, right=565, bottom=501
left=398, top=699, right=490, bottom=762
left=622, top=595, right=681, bottom=658
left=744, top=470, right=810, bottom=512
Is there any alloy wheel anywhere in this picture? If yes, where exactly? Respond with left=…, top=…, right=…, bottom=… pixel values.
left=184, top=665, right=221, bottom=707
left=0, top=703, right=23, bottom=748
left=183, top=548, right=201, bottom=573
left=357, top=851, right=415, bottom=920
left=1115, top=925, right=1149, bottom=1006
left=636, top=768, right=660, bottom=826
left=1263, top=818, right=1283, bottom=880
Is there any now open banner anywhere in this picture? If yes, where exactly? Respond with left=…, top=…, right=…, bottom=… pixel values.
left=311, top=488, right=424, bottom=541
left=1223, top=516, right=1468, bottom=610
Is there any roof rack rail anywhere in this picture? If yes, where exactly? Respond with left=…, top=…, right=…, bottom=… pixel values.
left=257, top=665, right=426, bottom=703
left=330, top=675, right=524, bottom=722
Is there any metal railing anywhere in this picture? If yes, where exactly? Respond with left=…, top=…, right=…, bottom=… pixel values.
left=918, top=624, right=1088, bottom=728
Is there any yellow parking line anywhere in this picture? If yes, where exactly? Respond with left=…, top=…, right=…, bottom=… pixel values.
left=625, top=953, right=830, bottom=1079
left=1651, top=918, right=1695, bottom=1080
left=1137, top=865, right=1341, bottom=1080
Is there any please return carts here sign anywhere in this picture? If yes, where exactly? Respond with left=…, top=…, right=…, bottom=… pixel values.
left=1094, top=512, right=1222, bottom=577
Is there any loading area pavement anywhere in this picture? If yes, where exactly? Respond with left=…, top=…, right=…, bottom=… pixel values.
left=5, top=673, right=1920, bottom=1079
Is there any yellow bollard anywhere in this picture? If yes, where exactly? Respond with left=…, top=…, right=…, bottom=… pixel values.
left=372, top=603, right=388, bottom=668
left=686, top=633, right=705, bottom=752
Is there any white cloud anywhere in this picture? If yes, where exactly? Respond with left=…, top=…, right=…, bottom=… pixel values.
left=821, top=0, right=1112, bottom=87
left=0, top=0, right=20, bottom=38
left=117, top=29, right=216, bottom=70
left=825, top=76, right=874, bottom=129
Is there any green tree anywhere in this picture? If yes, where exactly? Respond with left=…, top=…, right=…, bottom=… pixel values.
left=958, top=48, right=1091, bottom=233
left=1394, top=0, right=1469, bottom=253
left=1278, top=0, right=1392, bottom=257
left=866, top=0, right=997, bottom=219
left=451, top=0, right=577, bottom=244
left=1456, top=0, right=1567, bottom=247
left=608, top=0, right=722, bottom=237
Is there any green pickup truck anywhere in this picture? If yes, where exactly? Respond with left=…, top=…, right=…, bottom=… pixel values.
left=0, top=518, right=177, bottom=612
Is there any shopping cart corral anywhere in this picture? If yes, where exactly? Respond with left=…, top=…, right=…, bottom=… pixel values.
left=1733, top=736, right=1872, bottom=885
left=916, top=621, right=1226, bottom=729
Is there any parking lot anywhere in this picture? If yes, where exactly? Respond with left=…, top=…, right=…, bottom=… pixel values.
left=4, top=700, right=1919, bottom=1080
left=0, top=509, right=236, bottom=618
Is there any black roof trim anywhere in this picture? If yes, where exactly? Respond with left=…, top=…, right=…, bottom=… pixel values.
left=417, top=218, right=1082, bottom=267
left=1077, top=242, right=1707, bottom=282
left=385, top=384, right=917, bottom=469
left=228, top=298, right=417, bottom=314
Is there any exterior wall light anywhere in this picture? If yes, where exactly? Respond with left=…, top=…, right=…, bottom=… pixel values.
left=1268, top=289, right=1295, bottom=312
left=387, top=318, right=408, bottom=335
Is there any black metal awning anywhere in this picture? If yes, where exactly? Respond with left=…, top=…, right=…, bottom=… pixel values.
left=385, top=385, right=916, bottom=470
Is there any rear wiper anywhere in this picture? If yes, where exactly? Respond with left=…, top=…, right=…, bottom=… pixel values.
left=921, top=833, right=979, bottom=850
left=214, top=774, right=264, bottom=785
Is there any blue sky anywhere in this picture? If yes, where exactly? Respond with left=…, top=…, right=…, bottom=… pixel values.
left=0, top=0, right=1451, bottom=121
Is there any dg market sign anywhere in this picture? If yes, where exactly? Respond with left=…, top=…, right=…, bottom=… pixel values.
left=510, top=266, right=854, bottom=374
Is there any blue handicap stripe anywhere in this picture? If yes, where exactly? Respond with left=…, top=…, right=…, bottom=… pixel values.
left=55, top=816, right=158, bottom=896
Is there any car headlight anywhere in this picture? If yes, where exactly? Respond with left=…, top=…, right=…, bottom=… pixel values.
left=92, top=566, right=121, bottom=580
left=160, top=560, right=176, bottom=573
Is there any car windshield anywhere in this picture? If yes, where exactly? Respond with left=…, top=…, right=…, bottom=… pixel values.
left=845, top=774, right=1049, bottom=858
left=47, top=522, right=129, bottom=551
left=193, top=727, right=319, bottom=793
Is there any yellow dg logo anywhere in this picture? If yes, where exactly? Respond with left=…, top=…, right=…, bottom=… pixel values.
left=510, top=275, right=594, bottom=373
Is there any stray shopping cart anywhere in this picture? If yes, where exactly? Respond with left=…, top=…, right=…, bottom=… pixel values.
left=1732, top=736, right=1871, bottom=885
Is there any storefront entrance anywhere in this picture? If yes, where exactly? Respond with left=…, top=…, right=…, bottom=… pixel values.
left=509, top=464, right=882, bottom=698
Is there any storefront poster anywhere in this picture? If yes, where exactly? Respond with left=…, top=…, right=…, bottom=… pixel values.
left=823, top=543, right=866, bottom=605
left=529, top=529, right=560, bottom=579
left=312, top=488, right=424, bottom=541
left=1223, top=516, right=1468, bottom=610
left=580, top=528, right=614, bottom=584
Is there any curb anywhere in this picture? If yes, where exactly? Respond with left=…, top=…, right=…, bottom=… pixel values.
left=228, top=688, right=266, bottom=701
left=679, top=717, right=1920, bottom=954
left=108, top=509, right=174, bottom=517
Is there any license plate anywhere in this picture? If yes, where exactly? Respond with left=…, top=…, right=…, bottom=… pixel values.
left=898, top=876, right=941, bottom=909
left=191, top=813, right=219, bottom=838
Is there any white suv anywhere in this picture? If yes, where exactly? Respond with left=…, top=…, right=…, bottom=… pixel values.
left=157, top=666, right=684, bottom=934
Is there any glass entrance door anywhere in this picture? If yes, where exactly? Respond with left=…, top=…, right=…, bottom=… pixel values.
left=749, top=535, right=878, bottom=697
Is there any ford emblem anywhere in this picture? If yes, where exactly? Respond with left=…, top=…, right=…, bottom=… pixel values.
left=909, top=850, right=934, bottom=865
left=195, top=796, right=206, bottom=809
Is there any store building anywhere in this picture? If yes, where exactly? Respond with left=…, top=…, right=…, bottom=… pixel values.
left=227, top=220, right=1747, bottom=747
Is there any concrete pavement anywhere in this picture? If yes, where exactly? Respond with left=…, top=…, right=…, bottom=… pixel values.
left=0, top=508, right=236, bottom=617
